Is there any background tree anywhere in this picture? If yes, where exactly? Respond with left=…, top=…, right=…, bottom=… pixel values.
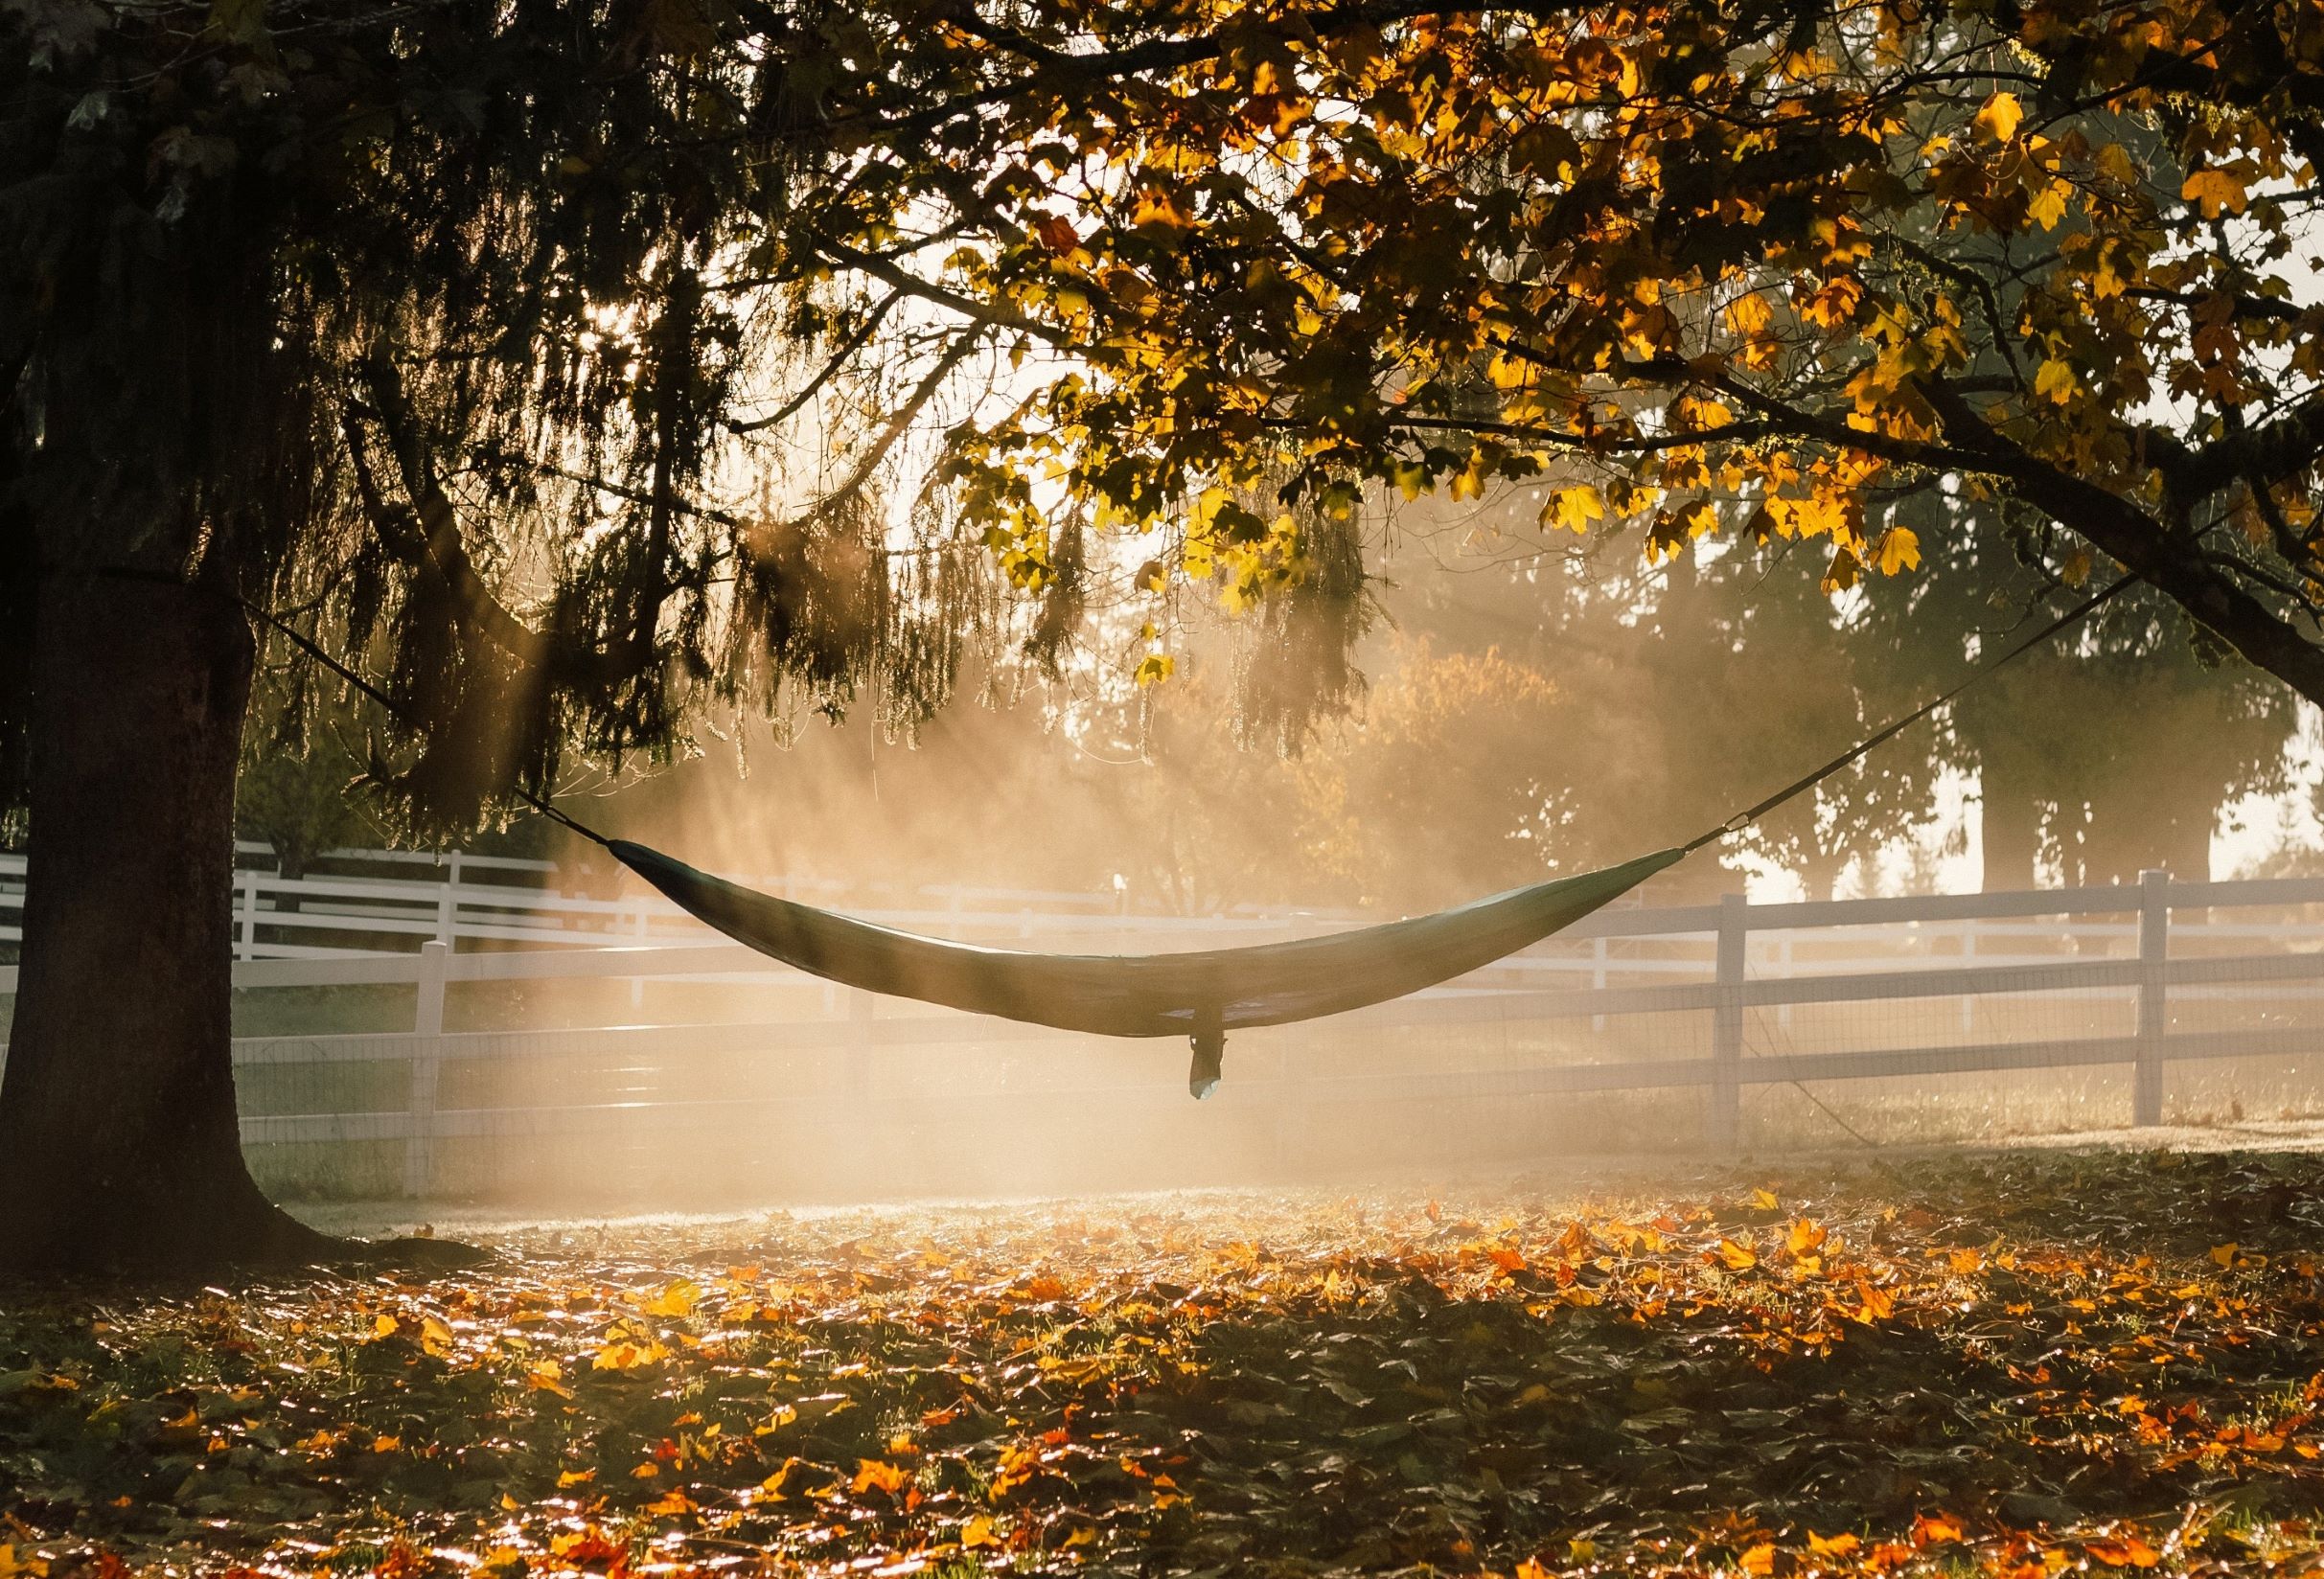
left=233, top=673, right=390, bottom=906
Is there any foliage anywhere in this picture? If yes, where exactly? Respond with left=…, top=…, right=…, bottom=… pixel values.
left=233, top=671, right=392, bottom=879
left=11, top=0, right=2324, bottom=840
left=1277, top=636, right=1574, bottom=904
left=5, top=1150, right=2324, bottom=1576
left=904, top=0, right=2324, bottom=707
left=1, top=0, right=1014, bottom=832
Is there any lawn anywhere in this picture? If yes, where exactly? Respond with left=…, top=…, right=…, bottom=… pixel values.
left=3, top=1147, right=2323, bottom=1578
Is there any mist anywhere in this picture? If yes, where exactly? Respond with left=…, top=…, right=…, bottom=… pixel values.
left=205, top=497, right=2324, bottom=1214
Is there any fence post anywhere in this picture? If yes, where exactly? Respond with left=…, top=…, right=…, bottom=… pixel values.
left=1709, top=891, right=1746, bottom=1154
left=631, top=904, right=651, bottom=1008
left=847, top=988, right=875, bottom=1103
left=238, top=869, right=259, bottom=961
left=403, top=939, right=449, bottom=1199
left=2134, top=868, right=2170, bottom=1127
left=1961, top=920, right=1976, bottom=1032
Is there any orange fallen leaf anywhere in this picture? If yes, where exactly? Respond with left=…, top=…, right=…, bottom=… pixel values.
left=852, top=1458, right=909, bottom=1496
left=1914, top=1514, right=1965, bottom=1546
left=2084, top=1536, right=2160, bottom=1568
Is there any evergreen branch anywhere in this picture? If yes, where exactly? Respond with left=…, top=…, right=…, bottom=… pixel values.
left=726, top=290, right=906, bottom=435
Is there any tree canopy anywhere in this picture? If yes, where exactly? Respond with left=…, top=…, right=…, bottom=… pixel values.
left=919, top=0, right=2324, bottom=707
left=11, top=0, right=2324, bottom=838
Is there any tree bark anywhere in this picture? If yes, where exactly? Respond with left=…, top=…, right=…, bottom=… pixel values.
left=1977, top=752, right=2043, bottom=894
left=0, top=573, right=334, bottom=1274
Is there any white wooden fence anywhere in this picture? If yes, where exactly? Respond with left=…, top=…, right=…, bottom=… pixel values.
left=5, top=849, right=2324, bottom=1198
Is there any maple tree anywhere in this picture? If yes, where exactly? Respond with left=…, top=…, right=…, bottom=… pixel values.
left=921, top=0, right=2324, bottom=710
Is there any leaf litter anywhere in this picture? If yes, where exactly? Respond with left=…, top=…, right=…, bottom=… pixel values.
left=3, top=1148, right=2323, bottom=1577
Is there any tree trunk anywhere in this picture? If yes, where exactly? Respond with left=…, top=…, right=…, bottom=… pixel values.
left=2080, top=783, right=2216, bottom=887
left=1978, top=754, right=2043, bottom=894
left=0, top=573, right=333, bottom=1274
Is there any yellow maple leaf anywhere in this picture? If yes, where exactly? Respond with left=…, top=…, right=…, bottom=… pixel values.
left=1875, top=526, right=1921, bottom=575
left=2026, top=179, right=2071, bottom=230
left=2034, top=359, right=2078, bottom=404
left=1130, top=187, right=1193, bottom=231
left=1739, top=1541, right=1778, bottom=1574
left=1544, top=484, right=1606, bottom=535
left=1718, top=1238, right=1759, bottom=1271
left=1808, top=1530, right=1861, bottom=1557
left=420, top=1316, right=456, bottom=1359
left=2182, top=169, right=2247, bottom=219
left=1973, top=91, right=2023, bottom=143
left=961, top=1516, right=1000, bottom=1548
left=2211, top=1242, right=2239, bottom=1267
left=640, top=1280, right=701, bottom=1318
left=1726, top=292, right=1775, bottom=335
left=0, top=1545, right=53, bottom=1579
left=592, top=1338, right=672, bottom=1371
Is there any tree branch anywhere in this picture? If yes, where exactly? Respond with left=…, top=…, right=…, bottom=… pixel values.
left=726, top=289, right=905, bottom=435
left=348, top=357, right=555, bottom=670
left=780, top=330, right=984, bottom=532
left=1910, top=374, right=2324, bottom=703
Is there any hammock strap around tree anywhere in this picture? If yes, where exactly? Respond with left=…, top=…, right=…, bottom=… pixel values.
left=224, top=569, right=2135, bottom=1097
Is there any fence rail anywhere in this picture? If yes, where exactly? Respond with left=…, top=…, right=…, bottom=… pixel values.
left=7, top=852, right=2324, bottom=1198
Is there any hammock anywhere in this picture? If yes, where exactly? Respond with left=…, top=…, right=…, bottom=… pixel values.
left=611, top=839, right=1686, bottom=1095
left=236, top=569, right=2131, bottom=1099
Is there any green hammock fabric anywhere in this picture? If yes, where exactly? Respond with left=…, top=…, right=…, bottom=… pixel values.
left=610, top=839, right=1685, bottom=1095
